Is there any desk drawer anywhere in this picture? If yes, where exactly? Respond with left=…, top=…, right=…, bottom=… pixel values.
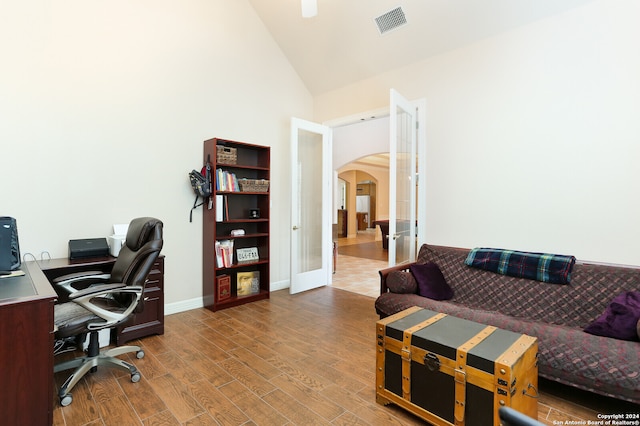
left=114, top=256, right=165, bottom=345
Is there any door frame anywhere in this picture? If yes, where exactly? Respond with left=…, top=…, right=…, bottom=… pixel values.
left=289, top=117, right=333, bottom=294
left=326, top=98, right=427, bottom=249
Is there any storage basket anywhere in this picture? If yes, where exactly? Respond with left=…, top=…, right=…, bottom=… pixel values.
left=239, top=179, right=269, bottom=192
left=216, top=146, right=237, bottom=164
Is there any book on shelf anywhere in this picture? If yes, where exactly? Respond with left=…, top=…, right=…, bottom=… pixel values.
left=215, top=195, right=224, bottom=222
left=215, top=169, right=240, bottom=192
left=215, top=195, right=230, bottom=222
left=216, top=274, right=231, bottom=301
left=215, top=240, right=234, bottom=267
left=237, top=271, right=260, bottom=296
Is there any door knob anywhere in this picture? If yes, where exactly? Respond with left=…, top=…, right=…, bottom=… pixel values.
left=293, top=226, right=300, bottom=230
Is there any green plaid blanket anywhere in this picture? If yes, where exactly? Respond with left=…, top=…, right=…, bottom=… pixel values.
left=464, top=248, right=576, bottom=284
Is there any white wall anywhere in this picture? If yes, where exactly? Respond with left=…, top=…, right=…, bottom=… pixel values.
left=0, top=1, right=313, bottom=309
left=332, top=117, right=389, bottom=169
left=315, top=0, right=640, bottom=265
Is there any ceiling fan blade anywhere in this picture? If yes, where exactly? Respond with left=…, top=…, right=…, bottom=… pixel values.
left=301, top=0, right=317, bottom=18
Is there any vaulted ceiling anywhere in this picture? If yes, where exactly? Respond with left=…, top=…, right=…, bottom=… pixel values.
left=248, top=0, right=595, bottom=96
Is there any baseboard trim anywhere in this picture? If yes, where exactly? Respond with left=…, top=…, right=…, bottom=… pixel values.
left=164, top=281, right=290, bottom=315
left=270, top=279, right=289, bottom=292
left=165, top=297, right=204, bottom=315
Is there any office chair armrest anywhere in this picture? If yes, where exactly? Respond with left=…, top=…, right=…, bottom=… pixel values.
left=70, top=284, right=145, bottom=330
left=67, top=283, right=127, bottom=301
left=53, top=270, right=107, bottom=283
left=54, top=271, right=111, bottom=295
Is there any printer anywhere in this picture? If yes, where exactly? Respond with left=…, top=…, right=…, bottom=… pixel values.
left=68, top=238, right=110, bottom=260
left=107, top=224, right=128, bottom=257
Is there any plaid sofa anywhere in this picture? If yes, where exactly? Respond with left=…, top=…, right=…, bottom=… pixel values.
left=375, top=244, right=640, bottom=404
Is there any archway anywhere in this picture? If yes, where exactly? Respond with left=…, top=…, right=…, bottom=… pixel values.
left=337, top=168, right=385, bottom=238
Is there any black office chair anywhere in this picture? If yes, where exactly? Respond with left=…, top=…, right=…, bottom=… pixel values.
left=53, top=217, right=163, bottom=406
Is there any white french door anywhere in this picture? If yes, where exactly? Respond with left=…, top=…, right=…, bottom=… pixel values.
left=290, top=118, right=333, bottom=294
left=388, top=89, right=417, bottom=266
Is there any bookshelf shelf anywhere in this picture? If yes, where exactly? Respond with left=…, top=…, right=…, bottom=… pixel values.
left=214, top=258, right=269, bottom=271
left=203, top=138, right=270, bottom=312
left=218, top=219, right=268, bottom=224
left=211, top=289, right=270, bottom=310
left=216, top=233, right=269, bottom=240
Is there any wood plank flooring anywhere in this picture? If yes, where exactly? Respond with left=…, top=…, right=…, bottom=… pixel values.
left=338, top=242, right=387, bottom=262
left=336, top=231, right=386, bottom=261
left=53, top=286, right=637, bottom=426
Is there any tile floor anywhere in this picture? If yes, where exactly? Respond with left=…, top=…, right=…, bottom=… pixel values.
left=331, top=254, right=387, bottom=298
left=331, top=230, right=388, bottom=298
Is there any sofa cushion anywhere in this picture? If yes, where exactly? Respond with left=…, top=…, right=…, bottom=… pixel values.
left=386, top=271, right=418, bottom=294
left=584, top=291, right=640, bottom=341
left=410, top=262, right=454, bottom=300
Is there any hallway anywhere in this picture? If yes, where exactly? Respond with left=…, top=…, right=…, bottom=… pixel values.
left=331, top=230, right=388, bottom=298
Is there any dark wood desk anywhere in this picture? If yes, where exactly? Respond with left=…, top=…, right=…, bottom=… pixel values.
left=0, top=255, right=165, bottom=425
left=0, top=261, right=57, bottom=425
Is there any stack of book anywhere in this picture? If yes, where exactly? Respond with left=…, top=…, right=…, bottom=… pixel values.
left=215, top=195, right=228, bottom=222
left=215, top=240, right=234, bottom=267
left=215, top=169, right=240, bottom=192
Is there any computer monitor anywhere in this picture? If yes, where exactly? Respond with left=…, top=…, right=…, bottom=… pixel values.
left=0, top=217, right=21, bottom=272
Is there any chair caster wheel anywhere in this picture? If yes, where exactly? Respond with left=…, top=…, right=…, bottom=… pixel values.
left=60, top=394, right=73, bottom=407
left=136, top=350, right=145, bottom=359
left=131, top=372, right=141, bottom=383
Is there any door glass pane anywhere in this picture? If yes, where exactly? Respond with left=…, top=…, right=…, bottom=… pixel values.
left=395, top=105, right=412, bottom=264
left=296, top=128, right=323, bottom=273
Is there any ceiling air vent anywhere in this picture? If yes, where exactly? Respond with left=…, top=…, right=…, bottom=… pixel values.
left=374, top=6, right=407, bottom=35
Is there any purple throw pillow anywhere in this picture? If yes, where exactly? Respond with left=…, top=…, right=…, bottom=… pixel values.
left=584, top=291, right=640, bottom=341
left=410, top=262, right=454, bottom=301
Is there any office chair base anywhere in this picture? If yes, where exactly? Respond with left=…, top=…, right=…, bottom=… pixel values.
left=54, top=344, right=144, bottom=406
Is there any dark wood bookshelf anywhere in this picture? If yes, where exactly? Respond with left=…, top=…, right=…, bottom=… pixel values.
left=202, top=138, right=270, bottom=311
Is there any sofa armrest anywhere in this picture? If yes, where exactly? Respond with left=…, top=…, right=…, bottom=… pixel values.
left=379, top=262, right=415, bottom=295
